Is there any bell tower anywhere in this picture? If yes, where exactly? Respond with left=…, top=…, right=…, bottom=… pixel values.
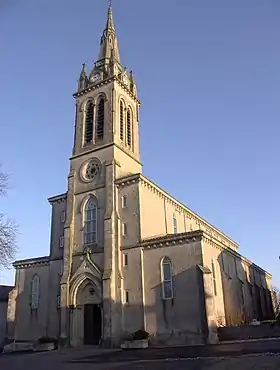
left=60, top=4, right=142, bottom=346
left=72, top=5, right=142, bottom=176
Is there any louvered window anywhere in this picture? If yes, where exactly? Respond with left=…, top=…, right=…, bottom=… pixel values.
left=120, top=101, right=124, bottom=141
left=127, top=108, right=132, bottom=148
left=85, top=101, right=94, bottom=143
left=96, top=98, right=104, bottom=140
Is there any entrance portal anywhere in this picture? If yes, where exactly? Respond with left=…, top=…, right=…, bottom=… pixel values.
left=83, top=304, right=102, bottom=345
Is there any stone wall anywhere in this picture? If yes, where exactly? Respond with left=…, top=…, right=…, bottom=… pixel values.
left=218, top=323, right=280, bottom=341
left=6, top=288, right=17, bottom=340
left=13, top=262, right=50, bottom=341
left=0, top=301, right=8, bottom=345
left=0, top=286, right=15, bottom=344
left=139, top=237, right=205, bottom=346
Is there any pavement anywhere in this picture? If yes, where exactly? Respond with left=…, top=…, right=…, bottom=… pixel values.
left=1, top=339, right=280, bottom=369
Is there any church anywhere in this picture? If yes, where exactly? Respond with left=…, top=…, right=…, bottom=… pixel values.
left=7, top=5, right=273, bottom=348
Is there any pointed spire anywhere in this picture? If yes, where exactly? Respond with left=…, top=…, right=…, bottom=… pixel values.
left=96, top=3, right=120, bottom=64
left=129, top=70, right=135, bottom=84
left=106, top=2, right=115, bottom=31
left=80, top=63, right=87, bottom=78
left=129, top=70, right=137, bottom=97
left=78, top=63, right=87, bottom=91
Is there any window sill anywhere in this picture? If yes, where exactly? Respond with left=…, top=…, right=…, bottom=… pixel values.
left=83, top=244, right=103, bottom=254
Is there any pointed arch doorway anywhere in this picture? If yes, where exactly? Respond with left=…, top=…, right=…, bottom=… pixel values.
left=69, top=273, right=103, bottom=347
left=84, top=303, right=102, bottom=345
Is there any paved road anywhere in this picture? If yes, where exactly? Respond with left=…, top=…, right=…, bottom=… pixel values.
left=70, top=339, right=280, bottom=364
left=108, top=355, right=280, bottom=370
left=1, top=340, right=280, bottom=369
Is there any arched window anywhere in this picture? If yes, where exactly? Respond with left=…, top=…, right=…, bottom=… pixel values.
left=96, top=98, right=104, bottom=141
left=161, top=257, right=173, bottom=299
left=173, top=213, right=177, bottom=234
left=84, top=197, right=98, bottom=245
left=120, top=101, right=124, bottom=141
left=84, top=101, right=94, bottom=144
left=126, top=107, right=132, bottom=148
left=31, top=274, right=40, bottom=309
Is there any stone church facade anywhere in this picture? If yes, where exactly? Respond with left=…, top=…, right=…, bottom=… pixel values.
left=8, top=6, right=273, bottom=347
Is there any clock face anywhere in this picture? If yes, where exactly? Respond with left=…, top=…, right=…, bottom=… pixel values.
left=95, top=60, right=105, bottom=68
left=90, top=74, right=100, bottom=83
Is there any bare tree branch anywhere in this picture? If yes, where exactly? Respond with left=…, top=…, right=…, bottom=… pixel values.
left=272, top=286, right=280, bottom=320
left=0, top=166, right=18, bottom=269
left=0, top=169, right=8, bottom=196
left=0, top=214, right=18, bottom=268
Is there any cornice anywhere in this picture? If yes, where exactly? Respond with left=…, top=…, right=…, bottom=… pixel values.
left=73, top=77, right=114, bottom=98
left=73, top=76, right=141, bottom=105
left=116, top=173, right=238, bottom=251
left=48, top=192, right=67, bottom=205
left=70, top=142, right=142, bottom=167
left=115, top=174, right=271, bottom=278
left=202, top=234, right=272, bottom=278
left=122, top=230, right=203, bottom=251
left=141, top=230, right=203, bottom=250
left=140, top=175, right=238, bottom=251
left=70, top=142, right=114, bottom=161
left=13, top=256, right=50, bottom=269
left=115, top=173, right=141, bottom=187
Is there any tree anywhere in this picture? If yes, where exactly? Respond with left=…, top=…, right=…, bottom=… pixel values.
left=0, top=167, right=17, bottom=269
left=272, top=286, right=280, bottom=320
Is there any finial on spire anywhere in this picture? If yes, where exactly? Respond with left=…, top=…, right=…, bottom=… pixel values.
left=105, top=0, right=114, bottom=31
left=79, top=63, right=87, bottom=78
left=78, top=63, right=88, bottom=91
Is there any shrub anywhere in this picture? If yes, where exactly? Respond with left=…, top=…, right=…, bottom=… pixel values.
left=132, top=329, right=149, bottom=341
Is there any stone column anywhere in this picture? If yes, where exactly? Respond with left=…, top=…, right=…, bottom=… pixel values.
left=60, top=169, right=75, bottom=345
left=202, top=269, right=218, bottom=344
left=102, top=160, right=123, bottom=347
left=60, top=284, right=69, bottom=344
left=102, top=163, right=114, bottom=346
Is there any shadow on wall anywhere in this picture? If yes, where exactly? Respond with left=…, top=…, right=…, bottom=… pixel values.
left=0, top=286, right=14, bottom=349
left=143, top=266, right=209, bottom=346
left=68, top=266, right=212, bottom=348
left=5, top=266, right=214, bottom=347
left=4, top=274, right=61, bottom=344
left=217, top=252, right=273, bottom=327
left=3, top=249, right=274, bottom=347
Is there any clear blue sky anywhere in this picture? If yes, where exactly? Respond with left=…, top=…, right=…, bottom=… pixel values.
left=0, top=0, right=279, bottom=286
